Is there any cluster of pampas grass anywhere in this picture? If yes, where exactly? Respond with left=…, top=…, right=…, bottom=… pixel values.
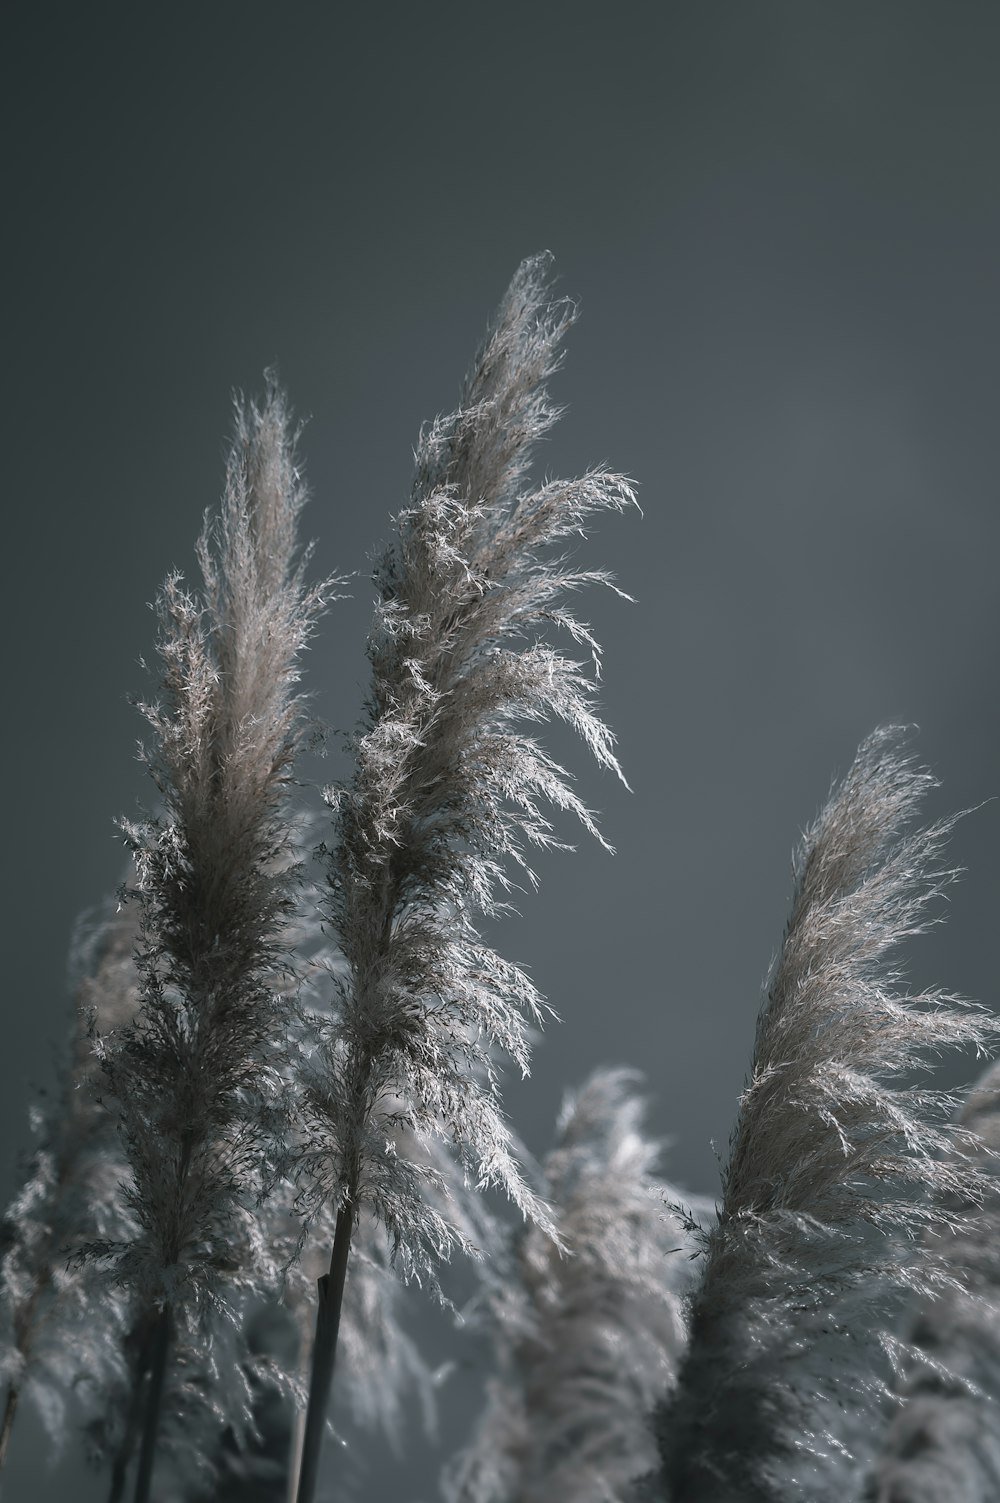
left=2, top=259, right=1000, bottom=1503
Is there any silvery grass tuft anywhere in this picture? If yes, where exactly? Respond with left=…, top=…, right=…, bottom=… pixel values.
left=865, top=1057, right=1000, bottom=1502
left=0, top=895, right=139, bottom=1473
left=291, top=253, right=637, bottom=1502
left=92, top=379, right=337, bottom=1503
left=440, top=1067, right=707, bottom=1503
left=652, top=727, right=997, bottom=1503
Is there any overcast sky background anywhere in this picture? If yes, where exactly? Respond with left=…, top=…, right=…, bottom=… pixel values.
left=4, top=4, right=1000, bottom=1499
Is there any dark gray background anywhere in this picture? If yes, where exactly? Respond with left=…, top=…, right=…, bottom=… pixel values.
left=4, top=3, right=1000, bottom=1499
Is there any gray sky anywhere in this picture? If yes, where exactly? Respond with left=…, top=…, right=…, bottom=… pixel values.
left=4, top=3, right=1000, bottom=1498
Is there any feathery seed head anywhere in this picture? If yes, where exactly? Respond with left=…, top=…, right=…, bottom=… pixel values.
left=657, top=727, right=998, bottom=1502
left=301, top=255, right=636, bottom=1280
left=442, top=1068, right=705, bottom=1503
left=94, top=378, right=339, bottom=1322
